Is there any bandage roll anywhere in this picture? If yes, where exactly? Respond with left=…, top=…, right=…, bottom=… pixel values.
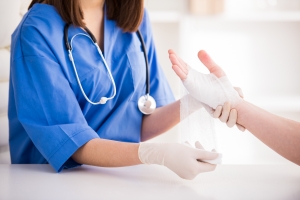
left=179, top=84, right=218, bottom=151
left=0, top=49, right=10, bottom=82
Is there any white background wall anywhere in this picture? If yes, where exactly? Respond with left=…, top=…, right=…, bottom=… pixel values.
left=0, top=0, right=31, bottom=163
left=146, top=0, right=300, bottom=164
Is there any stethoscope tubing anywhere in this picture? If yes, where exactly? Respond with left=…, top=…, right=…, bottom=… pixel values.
left=136, top=30, right=150, bottom=96
left=64, top=23, right=156, bottom=114
left=68, top=32, right=116, bottom=105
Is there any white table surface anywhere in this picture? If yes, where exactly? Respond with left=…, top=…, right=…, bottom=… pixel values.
left=0, top=164, right=300, bottom=200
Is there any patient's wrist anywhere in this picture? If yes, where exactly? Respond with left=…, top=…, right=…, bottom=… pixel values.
left=234, top=99, right=250, bottom=125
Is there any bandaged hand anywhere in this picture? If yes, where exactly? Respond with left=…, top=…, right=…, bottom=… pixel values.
left=169, top=50, right=241, bottom=109
left=138, top=142, right=220, bottom=180
left=169, top=49, right=245, bottom=131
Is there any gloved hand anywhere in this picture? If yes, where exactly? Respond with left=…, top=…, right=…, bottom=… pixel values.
left=212, top=87, right=246, bottom=131
left=182, top=91, right=246, bottom=131
left=193, top=141, right=222, bottom=164
left=138, top=141, right=220, bottom=180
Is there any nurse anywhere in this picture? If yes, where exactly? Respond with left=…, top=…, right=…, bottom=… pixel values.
left=9, top=0, right=240, bottom=180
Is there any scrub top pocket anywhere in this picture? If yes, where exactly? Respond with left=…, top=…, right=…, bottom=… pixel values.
left=127, top=51, right=147, bottom=102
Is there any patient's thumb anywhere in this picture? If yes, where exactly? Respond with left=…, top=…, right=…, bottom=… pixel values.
left=197, top=50, right=226, bottom=78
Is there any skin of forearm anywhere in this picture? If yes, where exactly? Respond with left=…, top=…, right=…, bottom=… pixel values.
left=141, top=100, right=181, bottom=141
left=236, top=100, right=300, bottom=165
left=72, top=138, right=142, bottom=167
left=72, top=100, right=182, bottom=167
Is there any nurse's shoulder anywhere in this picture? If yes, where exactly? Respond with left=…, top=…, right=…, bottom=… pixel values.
left=136, top=8, right=156, bottom=50
left=11, top=3, right=65, bottom=59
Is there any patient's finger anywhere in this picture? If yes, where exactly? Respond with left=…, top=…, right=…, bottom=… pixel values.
left=169, top=54, right=188, bottom=75
left=172, top=65, right=187, bottom=80
left=177, top=55, right=189, bottom=72
left=168, top=49, right=189, bottom=74
left=198, top=50, right=226, bottom=78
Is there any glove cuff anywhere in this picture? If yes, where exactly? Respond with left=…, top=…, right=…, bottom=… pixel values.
left=138, top=143, right=165, bottom=166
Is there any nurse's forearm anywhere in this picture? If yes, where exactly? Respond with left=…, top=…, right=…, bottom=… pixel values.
left=141, top=100, right=180, bottom=141
left=72, top=138, right=142, bottom=167
left=236, top=100, right=300, bottom=165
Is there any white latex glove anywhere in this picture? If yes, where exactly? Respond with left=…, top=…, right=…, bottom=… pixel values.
left=182, top=94, right=246, bottom=132
left=193, top=141, right=223, bottom=164
left=138, top=142, right=220, bottom=180
left=212, top=87, right=246, bottom=131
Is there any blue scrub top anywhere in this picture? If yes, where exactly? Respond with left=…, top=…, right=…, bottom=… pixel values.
left=8, top=4, right=175, bottom=172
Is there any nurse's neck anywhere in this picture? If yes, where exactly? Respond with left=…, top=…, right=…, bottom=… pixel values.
left=80, top=0, right=105, bottom=51
left=80, top=0, right=105, bottom=11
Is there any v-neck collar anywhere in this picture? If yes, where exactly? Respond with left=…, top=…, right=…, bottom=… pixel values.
left=103, top=6, right=117, bottom=60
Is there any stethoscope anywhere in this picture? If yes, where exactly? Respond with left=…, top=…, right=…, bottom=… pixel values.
left=64, top=24, right=156, bottom=115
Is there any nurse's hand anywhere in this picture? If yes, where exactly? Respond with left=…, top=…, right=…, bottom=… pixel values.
left=138, top=142, right=219, bottom=180
left=168, top=49, right=245, bottom=132
left=213, top=102, right=245, bottom=132
left=212, top=87, right=245, bottom=131
left=183, top=93, right=245, bottom=131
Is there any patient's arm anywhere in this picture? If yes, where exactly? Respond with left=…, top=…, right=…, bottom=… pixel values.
left=168, top=49, right=300, bottom=165
left=236, top=100, right=300, bottom=165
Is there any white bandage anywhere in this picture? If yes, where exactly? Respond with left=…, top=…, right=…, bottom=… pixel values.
left=180, top=85, right=217, bottom=152
left=179, top=67, right=240, bottom=155
left=180, top=94, right=214, bottom=117
left=183, top=68, right=241, bottom=109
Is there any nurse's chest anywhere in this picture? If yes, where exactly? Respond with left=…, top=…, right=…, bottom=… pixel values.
left=66, top=33, right=147, bottom=105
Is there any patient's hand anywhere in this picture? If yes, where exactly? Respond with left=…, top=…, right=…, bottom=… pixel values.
left=168, top=49, right=226, bottom=79
left=168, top=49, right=245, bottom=131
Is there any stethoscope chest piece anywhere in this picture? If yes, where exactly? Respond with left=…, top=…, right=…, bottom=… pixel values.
left=138, top=94, right=156, bottom=115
